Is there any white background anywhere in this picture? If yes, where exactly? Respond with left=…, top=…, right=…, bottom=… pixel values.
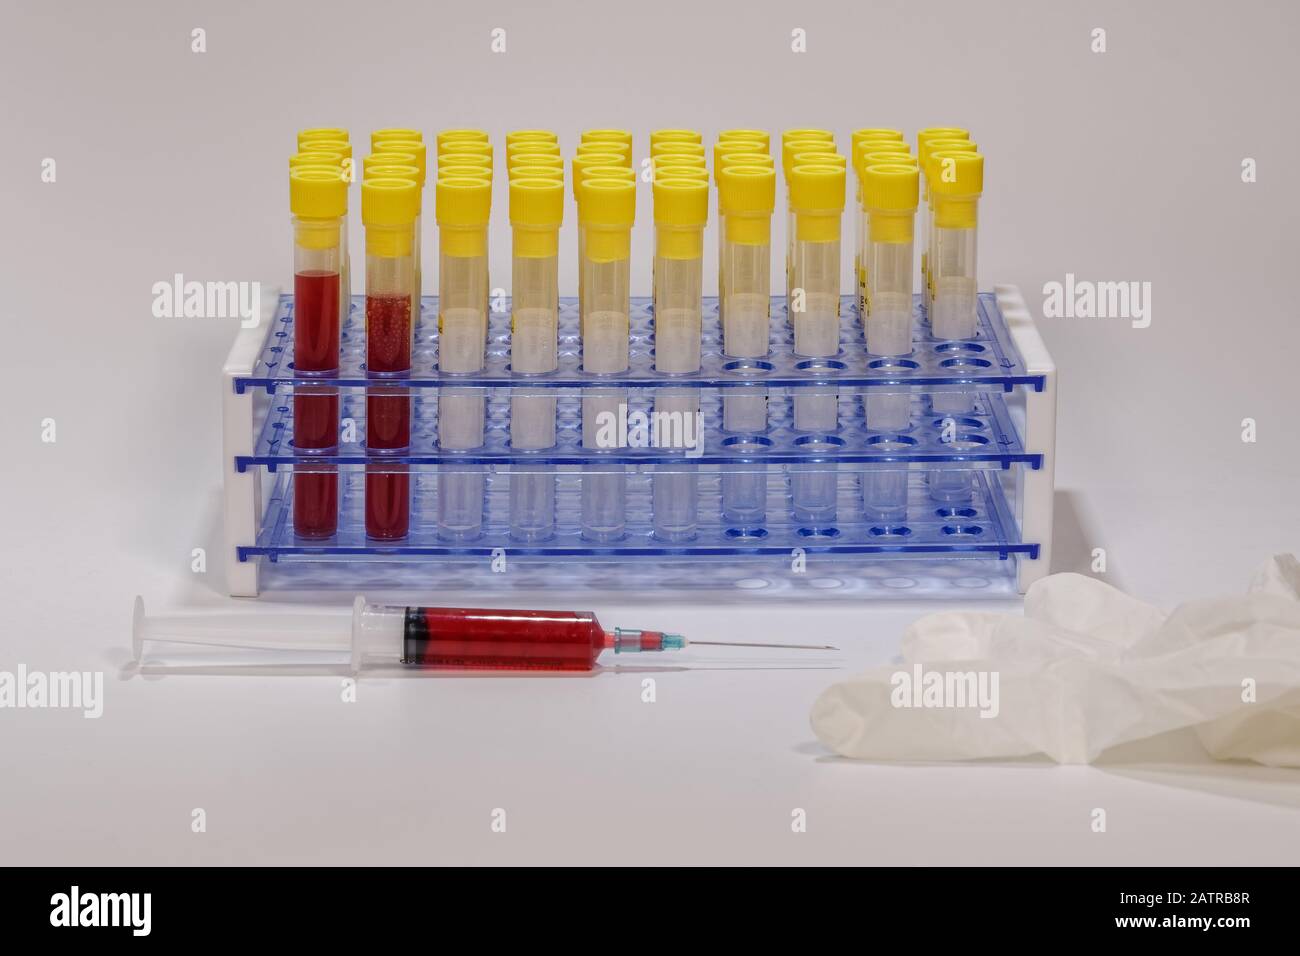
left=2, top=0, right=1298, bottom=864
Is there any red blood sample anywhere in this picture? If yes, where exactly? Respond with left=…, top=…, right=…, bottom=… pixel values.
left=294, top=463, right=339, bottom=539
left=294, top=271, right=341, bottom=372
left=365, top=293, right=413, bottom=539
left=365, top=463, right=410, bottom=540
left=402, top=607, right=611, bottom=671
left=293, top=270, right=342, bottom=538
left=365, top=293, right=412, bottom=374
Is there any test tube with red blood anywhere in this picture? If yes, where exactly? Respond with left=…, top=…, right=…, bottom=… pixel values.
left=289, top=168, right=348, bottom=538
left=362, top=177, right=420, bottom=539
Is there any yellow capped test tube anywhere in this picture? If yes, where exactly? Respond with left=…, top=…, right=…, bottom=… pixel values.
left=862, top=163, right=919, bottom=356
left=297, top=145, right=354, bottom=326
left=718, top=164, right=776, bottom=359
left=360, top=177, right=419, bottom=540
left=788, top=163, right=845, bottom=356
left=579, top=178, right=635, bottom=374
left=652, top=178, right=708, bottom=373
left=782, top=138, right=835, bottom=295
left=927, top=150, right=983, bottom=340
left=509, top=178, right=564, bottom=375
left=853, top=148, right=914, bottom=316
left=916, top=128, right=970, bottom=311
left=288, top=167, right=348, bottom=539
left=435, top=175, right=492, bottom=373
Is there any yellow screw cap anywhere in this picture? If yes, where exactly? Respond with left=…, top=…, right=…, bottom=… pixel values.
left=510, top=177, right=564, bottom=257
left=581, top=129, right=633, bottom=148
left=917, top=128, right=970, bottom=162
left=851, top=128, right=904, bottom=145
left=362, top=177, right=418, bottom=224
left=301, top=140, right=352, bottom=162
left=580, top=178, right=636, bottom=225
left=371, top=128, right=422, bottom=148
left=653, top=178, right=708, bottom=224
left=864, top=163, right=919, bottom=211
left=581, top=178, right=636, bottom=261
left=790, top=164, right=846, bottom=210
left=650, top=129, right=702, bottom=146
left=438, top=163, right=492, bottom=181
left=719, top=164, right=776, bottom=243
left=719, top=129, right=770, bottom=147
left=506, top=130, right=558, bottom=147
left=653, top=178, right=708, bottom=259
left=929, top=151, right=983, bottom=229
left=290, top=167, right=348, bottom=218
left=719, top=164, right=776, bottom=212
left=435, top=176, right=492, bottom=226
left=651, top=141, right=705, bottom=160
left=436, top=129, right=490, bottom=149
left=375, top=139, right=427, bottom=182
left=782, top=128, right=834, bottom=146
left=290, top=151, right=343, bottom=171
left=298, top=128, right=350, bottom=146
left=783, top=139, right=836, bottom=175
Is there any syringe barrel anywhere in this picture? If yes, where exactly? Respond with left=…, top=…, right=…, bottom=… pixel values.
left=397, top=605, right=605, bottom=671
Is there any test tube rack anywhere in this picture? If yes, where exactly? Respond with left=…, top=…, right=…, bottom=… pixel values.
left=222, top=285, right=1055, bottom=597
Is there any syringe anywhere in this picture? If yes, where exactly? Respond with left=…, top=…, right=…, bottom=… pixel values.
left=133, top=598, right=837, bottom=674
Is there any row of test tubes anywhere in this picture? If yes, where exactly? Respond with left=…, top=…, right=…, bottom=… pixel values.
left=284, top=126, right=986, bottom=543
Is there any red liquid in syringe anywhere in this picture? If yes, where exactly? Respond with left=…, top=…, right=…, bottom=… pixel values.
left=293, top=270, right=341, bottom=538
left=365, top=292, right=412, bottom=540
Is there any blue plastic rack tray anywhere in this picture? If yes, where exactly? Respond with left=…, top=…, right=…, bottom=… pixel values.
left=221, top=289, right=1056, bottom=598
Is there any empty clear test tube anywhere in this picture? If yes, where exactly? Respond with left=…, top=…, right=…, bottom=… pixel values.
left=373, top=137, right=428, bottom=300
left=578, top=177, right=636, bottom=541
left=915, top=128, right=970, bottom=314
left=361, top=177, right=419, bottom=540
left=928, top=150, right=984, bottom=341
left=289, top=168, right=347, bottom=539
left=651, top=177, right=708, bottom=541
left=508, top=176, right=564, bottom=541
left=435, top=173, right=493, bottom=540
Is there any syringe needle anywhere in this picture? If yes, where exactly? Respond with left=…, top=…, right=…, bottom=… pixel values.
left=690, top=640, right=839, bottom=651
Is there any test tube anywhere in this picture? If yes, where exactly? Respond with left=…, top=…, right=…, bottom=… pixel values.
left=299, top=139, right=354, bottom=330
left=915, top=128, right=970, bottom=314
left=713, top=137, right=768, bottom=321
left=787, top=161, right=846, bottom=524
left=863, top=160, right=925, bottom=437
left=854, top=147, right=915, bottom=319
left=651, top=177, right=708, bottom=541
left=718, top=164, right=775, bottom=361
left=361, top=177, right=419, bottom=540
left=579, top=177, right=635, bottom=542
left=289, top=168, right=347, bottom=538
left=788, top=162, right=846, bottom=363
left=508, top=176, right=564, bottom=541
left=435, top=174, right=493, bottom=540
left=374, top=139, right=429, bottom=301
left=849, top=131, right=906, bottom=315
left=781, top=130, right=834, bottom=297
left=574, top=160, right=634, bottom=335
left=861, top=163, right=920, bottom=521
left=928, top=150, right=984, bottom=341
